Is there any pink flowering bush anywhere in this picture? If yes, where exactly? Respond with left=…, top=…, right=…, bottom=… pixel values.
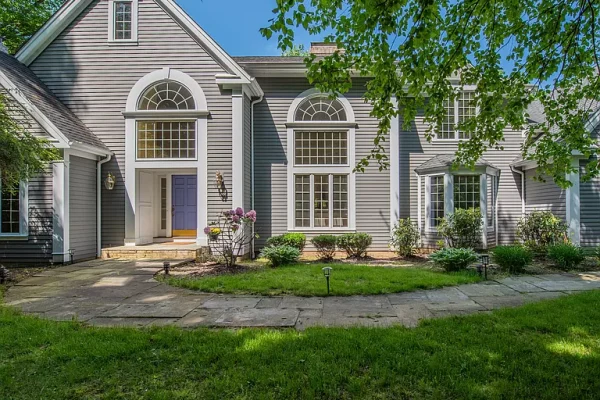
left=205, top=207, right=257, bottom=267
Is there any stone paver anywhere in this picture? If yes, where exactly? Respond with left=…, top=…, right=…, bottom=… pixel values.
left=5, top=259, right=600, bottom=329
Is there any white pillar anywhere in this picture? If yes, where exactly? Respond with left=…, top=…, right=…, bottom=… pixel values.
left=124, top=119, right=137, bottom=246
left=231, top=88, right=244, bottom=208
left=416, top=174, right=422, bottom=233
left=566, top=158, right=581, bottom=246
left=444, top=173, right=454, bottom=216
left=197, top=117, right=209, bottom=246
left=390, top=98, right=400, bottom=232
left=480, top=174, right=488, bottom=249
left=52, top=150, right=70, bottom=263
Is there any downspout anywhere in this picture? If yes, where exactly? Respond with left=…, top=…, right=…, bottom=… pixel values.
left=97, top=154, right=113, bottom=257
left=250, top=94, right=264, bottom=259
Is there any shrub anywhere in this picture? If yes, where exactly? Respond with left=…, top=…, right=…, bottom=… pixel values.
left=260, top=245, right=300, bottom=267
left=390, top=218, right=420, bottom=257
left=437, top=208, right=483, bottom=249
left=337, top=233, right=373, bottom=258
left=492, top=246, right=533, bottom=273
left=595, top=246, right=600, bottom=261
left=266, top=233, right=306, bottom=251
left=311, top=235, right=337, bottom=261
left=547, top=244, right=585, bottom=271
left=429, top=248, right=478, bottom=272
left=516, top=211, right=568, bottom=255
left=205, top=208, right=257, bottom=268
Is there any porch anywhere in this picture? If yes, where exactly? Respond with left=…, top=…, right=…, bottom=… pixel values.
left=102, top=241, right=210, bottom=260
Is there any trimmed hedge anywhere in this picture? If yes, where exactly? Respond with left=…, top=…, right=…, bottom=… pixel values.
left=311, top=235, right=337, bottom=261
left=266, top=233, right=307, bottom=251
left=337, top=233, right=372, bottom=258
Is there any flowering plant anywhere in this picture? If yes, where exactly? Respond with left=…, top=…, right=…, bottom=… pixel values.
left=207, top=207, right=257, bottom=267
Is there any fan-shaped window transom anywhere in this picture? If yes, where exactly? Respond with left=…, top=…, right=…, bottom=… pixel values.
left=138, top=81, right=196, bottom=111
left=295, top=96, right=347, bottom=122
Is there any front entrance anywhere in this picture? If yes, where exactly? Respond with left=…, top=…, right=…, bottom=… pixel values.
left=172, top=175, right=197, bottom=237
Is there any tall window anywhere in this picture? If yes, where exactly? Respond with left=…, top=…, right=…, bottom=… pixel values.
left=430, top=176, right=445, bottom=227
left=136, top=81, right=197, bottom=160
left=0, top=184, right=26, bottom=236
left=437, top=92, right=476, bottom=140
left=454, top=175, right=480, bottom=210
left=291, top=95, right=352, bottom=229
left=487, top=175, right=495, bottom=228
left=114, top=1, right=132, bottom=40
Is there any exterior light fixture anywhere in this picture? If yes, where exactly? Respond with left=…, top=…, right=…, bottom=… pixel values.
left=480, top=254, right=490, bottom=280
left=163, top=262, right=171, bottom=275
left=215, top=171, right=224, bottom=188
left=105, top=173, right=116, bottom=191
left=68, top=249, right=75, bottom=265
left=322, top=267, right=333, bottom=295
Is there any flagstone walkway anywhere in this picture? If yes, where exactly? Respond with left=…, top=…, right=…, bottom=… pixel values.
left=5, top=259, right=600, bottom=330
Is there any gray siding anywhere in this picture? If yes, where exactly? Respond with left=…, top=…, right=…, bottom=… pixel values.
left=400, top=112, right=525, bottom=246
left=29, top=0, right=233, bottom=246
left=69, top=156, right=97, bottom=261
left=254, top=78, right=390, bottom=250
left=524, top=169, right=566, bottom=221
left=0, top=171, right=53, bottom=264
left=580, top=160, right=600, bottom=247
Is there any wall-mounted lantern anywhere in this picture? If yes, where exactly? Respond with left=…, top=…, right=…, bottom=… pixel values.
left=105, top=173, right=116, bottom=191
left=215, top=171, right=228, bottom=202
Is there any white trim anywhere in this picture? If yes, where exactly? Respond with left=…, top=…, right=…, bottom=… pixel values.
left=108, top=0, right=138, bottom=44
left=480, top=174, right=488, bottom=249
left=390, top=98, right=400, bottom=232
left=566, top=157, right=581, bottom=246
left=444, top=173, right=454, bottom=218
left=125, top=68, right=208, bottom=112
left=231, top=89, right=244, bottom=208
left=424, top=175, right=432, bottom=232
left=287, top=88, right=356, bottom=123
left=417, top=173, right=422, bottom=233
left=97, top=154, right=112, bottom=257
left=0, top=181, right=29, bottom=239
left=52, top=151, right=70, bottom=262
left=286, top=122, right=358, bottom=129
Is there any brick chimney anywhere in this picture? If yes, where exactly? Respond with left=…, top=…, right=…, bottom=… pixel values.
left=0, top=37, right=7, bottom=54
left=309, top=42, right=344, bottom=56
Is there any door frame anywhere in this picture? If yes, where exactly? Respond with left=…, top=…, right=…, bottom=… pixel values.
left=154, top=173, right=173, bottom=238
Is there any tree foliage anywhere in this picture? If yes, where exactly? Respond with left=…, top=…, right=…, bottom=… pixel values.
left=0, top=0, right=64, bottom=55
left=281, top=43, right=310, bottom=56
left=0, top=92, right=58, bottom=189
left=261, top=0, right=600, bottom=186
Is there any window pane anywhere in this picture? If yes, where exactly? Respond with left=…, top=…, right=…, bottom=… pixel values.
left=457, top=92, right=476, bottom=139
left=313, top=175, right=329, bottom=227
left=160, top=178, right=167, bottom=230
left=438, top=98, right=456, bottom=139
left=454, top=175, right=480, bottom=211
left=295, top=96, right=347, bottom=121
left=487, top=175, right=494, bottom=227
left=1, top=187, right=21, bottom=234
left=430, top=176, right=445, bottom=227
left=294, top=175, right=311, bottom=228
left=136, top=121, right=196, bottom=159
left=138, top=81, right=195, bottom=110
left=295, top=131, right=347, bottom=165
left=114, top=2, right=132, bottom=40
left=333, top=175, right=348, bottom=228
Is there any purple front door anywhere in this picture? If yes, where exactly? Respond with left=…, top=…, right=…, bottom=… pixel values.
left=172, top=175, right=197, bottom=237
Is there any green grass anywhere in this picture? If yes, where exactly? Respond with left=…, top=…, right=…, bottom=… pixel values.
left=2, top=291, right=600, bottom=399
left=162, top=263, right=481, bottom=296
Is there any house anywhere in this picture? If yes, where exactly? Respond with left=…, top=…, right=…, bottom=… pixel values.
left=0, top=0, right=598, bottom=264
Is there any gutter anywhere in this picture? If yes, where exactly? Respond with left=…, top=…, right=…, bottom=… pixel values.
left=510, top=166, right=526, bottom=216
left=250, top=94, right=264, bottom=259
left=97, top=153, right=113, bottom=257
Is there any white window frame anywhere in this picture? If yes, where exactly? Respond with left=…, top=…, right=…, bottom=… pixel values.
left=0, top=181, right=29, bottom=239
left=108, top=0, right=138, bottom=44
left=434, top=90, right=478, bottom=141
left=287, top=89, right=356, bottom=232
left=135, top=119, right=198, bottom=162
left=425, top=173, right=446, bottom=232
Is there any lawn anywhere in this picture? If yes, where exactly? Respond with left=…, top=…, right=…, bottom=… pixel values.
left=162, top=263, right=481, bottom=296
left=1, top=290, right=600, bottom=399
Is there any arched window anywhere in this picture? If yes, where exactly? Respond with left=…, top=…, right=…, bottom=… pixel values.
left=294, top=96, right=347, bottom=121
left=138, top=81, right=196, bottom=111
left=287, top=91, right=355, bottom=231
left=136, top=80, right=197, bottom=160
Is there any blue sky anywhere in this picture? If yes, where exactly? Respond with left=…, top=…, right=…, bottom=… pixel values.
left=177, top=0, right=312, bottom=56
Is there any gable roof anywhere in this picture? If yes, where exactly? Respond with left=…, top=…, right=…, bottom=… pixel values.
left=15, top=0, right=261, bottom=95
left=0, top=52, right=109, bottom=152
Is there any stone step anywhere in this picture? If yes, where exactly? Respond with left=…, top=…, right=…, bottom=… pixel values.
left=101, top=247, right=210, bottom=260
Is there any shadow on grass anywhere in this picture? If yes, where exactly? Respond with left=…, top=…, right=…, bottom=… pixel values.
left=1, top=291, right=600, bottom=399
